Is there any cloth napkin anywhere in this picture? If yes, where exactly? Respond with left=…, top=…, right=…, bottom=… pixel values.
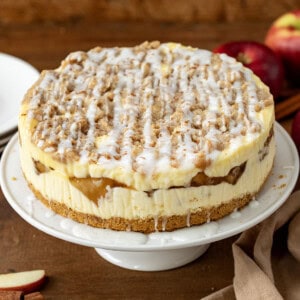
left=203, top=190, right=300, bottom=300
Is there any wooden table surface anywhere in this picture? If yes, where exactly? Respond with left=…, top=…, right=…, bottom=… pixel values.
left=0, top=20, right=297, bottom=299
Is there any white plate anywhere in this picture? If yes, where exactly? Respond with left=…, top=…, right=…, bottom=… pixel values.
left=0, top=53, right=39, bottom=136
left=0, top=123, right=299, bottom=270
left=0, top=133, right=14, bottom=147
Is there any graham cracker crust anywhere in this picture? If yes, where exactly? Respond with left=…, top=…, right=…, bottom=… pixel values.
left=27, top=181, right=255, bottom=233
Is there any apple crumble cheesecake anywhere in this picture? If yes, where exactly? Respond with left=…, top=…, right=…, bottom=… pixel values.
left=19, top=41, right=275, bottom=233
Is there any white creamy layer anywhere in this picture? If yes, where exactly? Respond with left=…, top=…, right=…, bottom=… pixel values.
left=20, top=135, right=275, bottom=220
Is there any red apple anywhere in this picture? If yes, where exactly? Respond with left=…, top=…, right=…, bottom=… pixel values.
left=213, top=41, right=284, bottom=99
left=291, top=110, right=300, bottom=152
left=265, top=10, right=300, bottom=86
left=0, top=270, right=46, bottom=294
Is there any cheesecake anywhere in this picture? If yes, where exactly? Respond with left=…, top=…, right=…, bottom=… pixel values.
left=19, top=41, right=275, bottom=233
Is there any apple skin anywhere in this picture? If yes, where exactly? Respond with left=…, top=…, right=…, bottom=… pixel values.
left=0, top=270, right=46, bottom=294
left=213, top=41, right=284, bottom=99
left=265, top=10, right=300, bottom=86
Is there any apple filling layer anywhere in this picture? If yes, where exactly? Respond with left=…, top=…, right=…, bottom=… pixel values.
left=33, top=159, right=247, bottom=205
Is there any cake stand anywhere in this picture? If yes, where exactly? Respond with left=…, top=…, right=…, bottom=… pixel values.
left=0, top=123, right=299, bottom=271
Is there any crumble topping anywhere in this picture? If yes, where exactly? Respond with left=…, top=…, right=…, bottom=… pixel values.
left=24, top=41, right=273, bottom=175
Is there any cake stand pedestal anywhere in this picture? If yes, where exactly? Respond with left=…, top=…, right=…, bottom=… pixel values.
left=95, top=244, right=210, bottom=271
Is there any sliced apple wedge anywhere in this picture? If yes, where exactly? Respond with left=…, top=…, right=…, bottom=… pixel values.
left=0, top=270, right=46, bottom=293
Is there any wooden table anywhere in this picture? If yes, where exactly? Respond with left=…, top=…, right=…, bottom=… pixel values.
left=0, top=20, right=297, bottom=299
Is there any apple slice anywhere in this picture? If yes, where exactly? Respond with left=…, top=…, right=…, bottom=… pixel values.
left=0, top=270, right=46, bottom=294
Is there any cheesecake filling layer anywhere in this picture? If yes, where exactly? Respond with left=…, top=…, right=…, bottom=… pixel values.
left=20, top=134, right=275, bottom=220
left=34, top=158, right=247, bottom=200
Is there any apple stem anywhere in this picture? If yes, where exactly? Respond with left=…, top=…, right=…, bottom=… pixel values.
left=237, top=52, right=252, bottom=65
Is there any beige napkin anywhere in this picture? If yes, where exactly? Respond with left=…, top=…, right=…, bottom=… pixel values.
left=203, top=190, right=300, bottom=300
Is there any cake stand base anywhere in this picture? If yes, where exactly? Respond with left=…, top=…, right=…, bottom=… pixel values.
left=95, top=244, right=210, bottom=271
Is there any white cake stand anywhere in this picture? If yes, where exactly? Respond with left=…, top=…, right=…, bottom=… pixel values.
left=0, top=123, right=299, bottom=271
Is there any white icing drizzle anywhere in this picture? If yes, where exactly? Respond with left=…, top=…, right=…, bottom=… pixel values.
left=249, top=198, right=260, bottom=208
left=45, top=210, right=56, bottom=218
left=25, top=194, right=35, bottom=215
left=162, top=217, right=168, bottom=231
left=27, top=42, right=272, bottom=178
left=186, top=210, right=191, bottom=227
left=154, top=215, right=159, bottom=232
left=230, top=208, right=242, bottom=219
